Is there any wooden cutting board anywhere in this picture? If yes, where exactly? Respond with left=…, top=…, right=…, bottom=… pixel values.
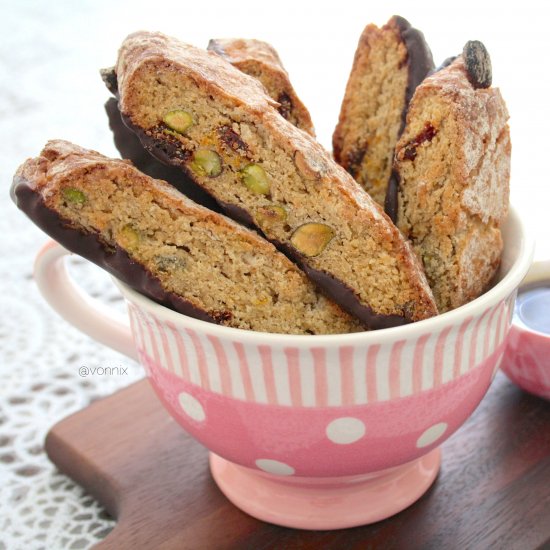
left=45, top=372, right=550, bottom=549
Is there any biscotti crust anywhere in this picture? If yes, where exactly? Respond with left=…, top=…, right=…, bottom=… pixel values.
left=333, top=16, right=433, bottom=207
left=12, top=140, right=363, bottom=335
left=394, top=56, right=510, bottom=311
left=208, top=38, right=315, bottom=136
left=110, top=31, right=438, bottom=328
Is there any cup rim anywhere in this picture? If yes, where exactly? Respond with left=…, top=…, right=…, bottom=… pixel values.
left=114, top=206, right=534, bottom=345
left=512, top=287, right=550, bottom=340
left=512, top=315, right=550, bottom=340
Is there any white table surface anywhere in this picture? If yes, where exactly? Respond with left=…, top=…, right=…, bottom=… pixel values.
left=1, top=0, right=549, bottom=548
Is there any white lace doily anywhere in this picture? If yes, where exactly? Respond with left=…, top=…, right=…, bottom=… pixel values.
left=1, top=193, right=143, bottom=550
left=0, top=3, right=151, bottom=547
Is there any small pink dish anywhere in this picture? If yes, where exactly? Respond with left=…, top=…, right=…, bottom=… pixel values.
left=33, top=207, right=536, bottom=530
left=500, top=260, right=550, bottom=400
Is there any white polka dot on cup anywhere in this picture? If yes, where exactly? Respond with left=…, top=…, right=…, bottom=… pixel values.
left=326, top=417, right=366, bottom=444
left=416, top=422, right=448, bottom=448
left=255, top=459, right=295, bottom=476
left=178, top=392, right=206, bottom=422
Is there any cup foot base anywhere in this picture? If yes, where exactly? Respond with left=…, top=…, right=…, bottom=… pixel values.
left=209, top=448, right=441, bottom=530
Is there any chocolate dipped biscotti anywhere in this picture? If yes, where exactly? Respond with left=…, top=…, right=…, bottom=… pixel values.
left=208, top=38, right=315, bottom=136
left=104, top=31, right=438, bottom=328
left=392, top=42, right=510, bottom=312
left=11, top=140, right=363, bottom=335
left=333, top=16, right=434, bottom=210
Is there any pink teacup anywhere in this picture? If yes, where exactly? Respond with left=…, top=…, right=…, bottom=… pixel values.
left=34, top=206, right=534, bottom=530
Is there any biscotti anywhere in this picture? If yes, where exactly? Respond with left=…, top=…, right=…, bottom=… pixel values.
left=333, top=16, right=433, bottom=209
left=106, top=31, right=438, bottom=328
left=208, top=38, right=315, bottom=136
left=393, top=43, right=510, bottom=312
left=11, top=140, right=363, bottom=335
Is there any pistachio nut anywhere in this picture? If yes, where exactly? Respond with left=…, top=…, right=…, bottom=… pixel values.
left=62, top=187, right=86, bottom=205
left=240, top=163, right=270, bottom=195
left=190, top=149, right=222, bottom=178
left=290, top=223, right=334, bottom=257
left=163, top=110, right=193, bottom=134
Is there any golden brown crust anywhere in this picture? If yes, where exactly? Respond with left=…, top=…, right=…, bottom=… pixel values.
left=395, top=57, right=510, bottom=311
left=116, top=31, right=277, bottom=116
left=114, top=31, right=438, bottom=324
left=207, top=38, right=315, bottom=136
left=208, top=38, right=284, bottom=72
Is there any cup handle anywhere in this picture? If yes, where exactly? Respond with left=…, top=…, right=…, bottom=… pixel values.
left=520, top=259, right=550, bottom=287
left=34, top=240, right=138, bottom=361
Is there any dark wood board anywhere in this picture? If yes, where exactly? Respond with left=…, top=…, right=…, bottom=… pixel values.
left=45, top=372, right=550, bottom=549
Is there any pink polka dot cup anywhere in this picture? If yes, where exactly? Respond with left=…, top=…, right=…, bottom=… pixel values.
left=34, top=207, right=535, bottom=530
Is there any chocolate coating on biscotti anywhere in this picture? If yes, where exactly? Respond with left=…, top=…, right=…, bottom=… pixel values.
left=12, top=175, right=217, bottom=323
left=384, top=170, right=400, bottom=223
left=392, top=15, right=435, bottom=133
